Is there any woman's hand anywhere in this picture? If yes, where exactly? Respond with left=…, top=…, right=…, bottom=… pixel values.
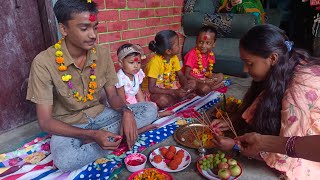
left=235, top=133, right=263, bottom=156
left=211, top=119, right=230, bottom=131
left=212, top=135, right=235, bottom=152
left=235, top=132, right=263, bottom=157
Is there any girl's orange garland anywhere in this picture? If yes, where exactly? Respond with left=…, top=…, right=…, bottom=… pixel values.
left=195, top=48, right=214, bottom=79
left=54, top=39, right=97, bottom=103
left=162, top=57, right=176, bottom=89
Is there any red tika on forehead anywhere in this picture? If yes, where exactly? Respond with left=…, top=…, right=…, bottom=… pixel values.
left=203, top=35, right=208, bottom=40
left=89, top=14, right=96, bottom=22
left=134, top=57, right=139, bottom=62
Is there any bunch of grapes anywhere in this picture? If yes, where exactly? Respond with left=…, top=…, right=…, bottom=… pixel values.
left=198, top=151, right=227, bottom=171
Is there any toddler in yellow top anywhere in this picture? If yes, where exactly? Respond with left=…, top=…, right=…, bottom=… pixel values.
left=144, top=30, right=196, bottom=109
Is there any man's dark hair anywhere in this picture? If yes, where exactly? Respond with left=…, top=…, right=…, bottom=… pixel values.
left=53, top=0, right=98, bottom=25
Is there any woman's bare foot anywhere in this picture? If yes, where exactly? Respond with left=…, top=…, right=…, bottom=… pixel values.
left=158, top=110, right=174, bottom=118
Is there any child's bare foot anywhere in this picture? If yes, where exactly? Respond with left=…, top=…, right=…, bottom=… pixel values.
left=211, top=81, right=225, bottom=90
left=158, top=110, right=174, bottom=118
left=138, top=124, right=159, bottom=133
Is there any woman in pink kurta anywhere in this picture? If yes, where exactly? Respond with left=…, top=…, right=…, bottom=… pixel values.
left=211, top=24, right=320, bottom=180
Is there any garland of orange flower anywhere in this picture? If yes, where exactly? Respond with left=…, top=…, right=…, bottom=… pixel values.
left=54, top=39, right=97, bottom=103
left=162, top=57, right=176, bottom=89
left=195, top=48, right=214, bottom=79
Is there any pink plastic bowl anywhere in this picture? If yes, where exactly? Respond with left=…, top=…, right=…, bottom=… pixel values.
left=124, top=153, right=147, bottom=173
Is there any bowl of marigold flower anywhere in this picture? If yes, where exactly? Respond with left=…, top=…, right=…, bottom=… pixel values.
left=128, top=168, right=173, bottom=180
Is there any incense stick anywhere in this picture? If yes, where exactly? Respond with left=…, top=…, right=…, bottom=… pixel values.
left=214, top=107, right=237, bottom=137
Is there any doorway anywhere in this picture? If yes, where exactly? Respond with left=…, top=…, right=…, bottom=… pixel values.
left=0, top=0, right=57, bottom=134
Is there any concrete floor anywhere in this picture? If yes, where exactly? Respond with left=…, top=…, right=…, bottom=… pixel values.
left=0, top=76, right=279, bottom=179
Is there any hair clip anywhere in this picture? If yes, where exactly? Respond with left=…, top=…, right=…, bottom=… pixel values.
left=284, top=41, right=294, bottom=52
left=89, top=14, right=96, bottom=22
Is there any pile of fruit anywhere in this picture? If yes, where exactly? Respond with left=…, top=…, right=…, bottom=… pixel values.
left=152, top=146, right=184, bottom=170
left=198, top=151, right=242, bottom=179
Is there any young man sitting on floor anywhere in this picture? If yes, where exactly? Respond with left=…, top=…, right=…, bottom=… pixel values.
left=26, top=0, right=157, bottom=172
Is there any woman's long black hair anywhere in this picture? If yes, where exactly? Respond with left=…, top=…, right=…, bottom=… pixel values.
left=238, top=24, right=320, bottom=135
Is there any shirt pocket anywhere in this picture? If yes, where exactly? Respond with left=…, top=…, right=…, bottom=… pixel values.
left=55, top=83, right=72, bottom=99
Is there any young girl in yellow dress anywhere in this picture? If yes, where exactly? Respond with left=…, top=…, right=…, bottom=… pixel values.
left=143, top=30, right=196, bottom=109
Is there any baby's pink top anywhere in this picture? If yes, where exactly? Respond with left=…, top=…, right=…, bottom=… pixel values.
left=115, top=69, right=145, bottom=104
left=242, top=66, right=320, bottom=180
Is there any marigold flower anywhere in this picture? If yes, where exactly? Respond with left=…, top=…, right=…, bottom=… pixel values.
left=209, top=59, right=214, bottom=64
left=55, top=51, right=63, bottom=57
left=56, top=57, right=64, bottom=64
left=209, top=52, right=214, bottom=56
left=89, top=81, right=97, bottom=89
left=88, top=89, right=95, bottom=94
left=90, top=63, right=97, bottom=68
left=87, top=94, right=93, bottom=101
left=77, top=96, right=82, bottom=101
left=90, top=75, right=96, bottom=81
left=62, top=74, right=72, bottom=82
left=209, top=67, right=213, bottom=70
left=58, top=65, right=67, bottom=71
left=73, top=92, right=79, bottom=98
left=54, top=43, right=61, bottom=50
left=82, top=97, right=87, bottom=103
left=196, top=49, right=200, bottom=54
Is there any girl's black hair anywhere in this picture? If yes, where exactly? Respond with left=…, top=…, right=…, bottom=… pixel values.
left=53, top=0, right=98, bottom=25
left=148, top=30, right=178, bottom=55
left=238, top=24, right=320, bottom=136
left=198, top=25, right=217, bottom=40
left=117, top=44, right=140, bottom=60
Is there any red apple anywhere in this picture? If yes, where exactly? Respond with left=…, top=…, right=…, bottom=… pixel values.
left=218, top=168, right=231, bottom=180
left=229, top=165, right=241, bottom=177
left=227, top=158, right=237, bottom=166
left=218, top=162, right=229, bottom=170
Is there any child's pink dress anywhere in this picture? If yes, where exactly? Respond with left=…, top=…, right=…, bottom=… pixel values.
left=242, top=66, right=320, bottom=180
left=115, top=69, right=145, bottom=104
left=184, top=48, right=215, bottom=79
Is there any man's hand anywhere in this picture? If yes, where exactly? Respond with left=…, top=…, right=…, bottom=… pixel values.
left=212, top=135, right=235, bottom=152
left=121, top=110, right=138, bottom=150
left=91, top=130, right=121, bottom=150
left=235, top=132, right=263, bottom=157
